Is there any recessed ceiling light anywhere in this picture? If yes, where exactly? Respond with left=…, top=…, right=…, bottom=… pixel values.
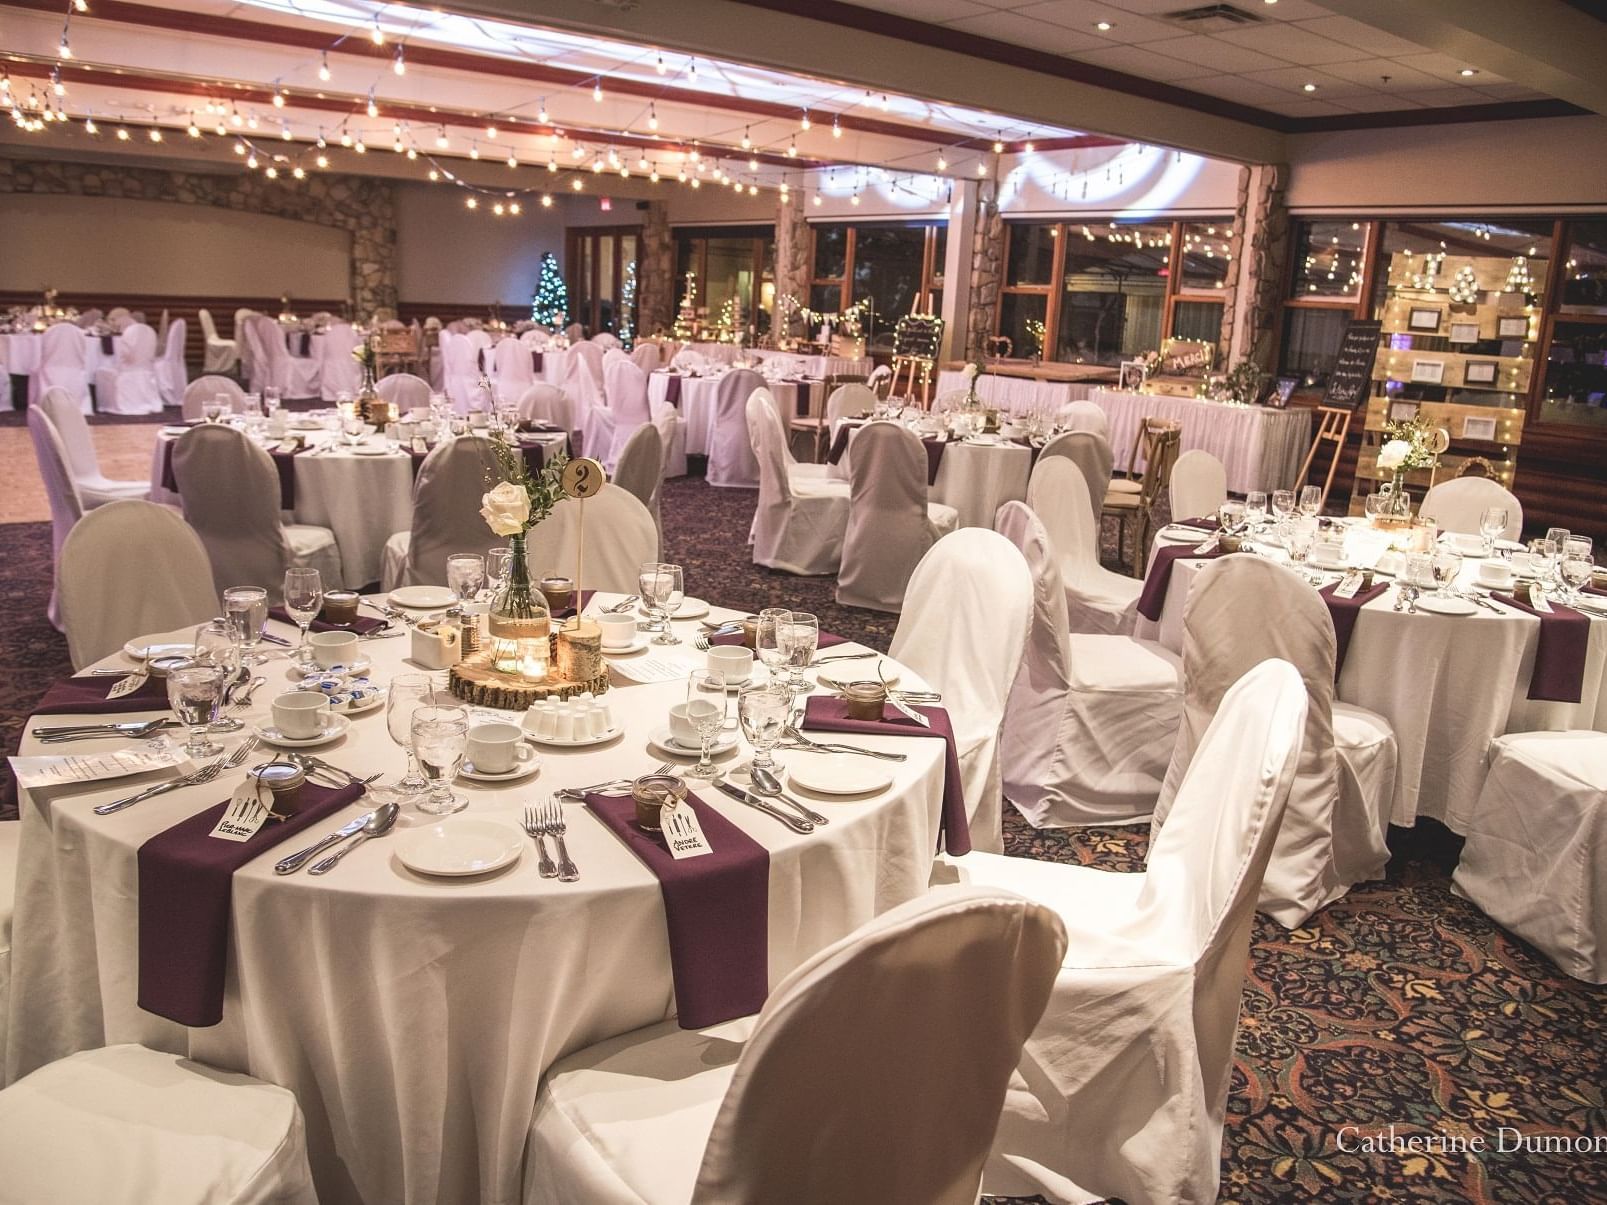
left=1095, top=21, right=1113, bottom=31
left=1459, top=68, right=1478, bottom=76
left=1302, top=82, right=1317, bottom=92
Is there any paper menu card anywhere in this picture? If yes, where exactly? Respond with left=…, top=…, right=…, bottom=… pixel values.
left=608, top=653, right=703, bottom=685
left=10, top=744, right=191, bottom=791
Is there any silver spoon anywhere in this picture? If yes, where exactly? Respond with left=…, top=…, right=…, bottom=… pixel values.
left=307, top=800, right=399, bottom=875
left=748, top=765, right=830, bottom=827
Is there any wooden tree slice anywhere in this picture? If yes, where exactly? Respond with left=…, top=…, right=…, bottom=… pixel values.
left=448, top=650, right=609, bottom=708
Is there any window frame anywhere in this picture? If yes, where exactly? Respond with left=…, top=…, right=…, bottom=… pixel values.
left=807, top=222, right=947, bottom=317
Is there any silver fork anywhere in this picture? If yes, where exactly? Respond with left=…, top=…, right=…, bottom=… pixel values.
left=94, top=736, right=257, bottom=816
left=522, top=805, right=558, bottom=878
left=693, top=624, right=743, bottom=651
left=781, top=727, right=908, bottom=762
left=542, top=800, right=580, bottom=882
left=232, top=676, right=267, bottom=710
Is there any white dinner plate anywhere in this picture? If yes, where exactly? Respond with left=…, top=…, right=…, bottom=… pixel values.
left=253, top=712, right=352, bottom=748
left=784, top=755, right=895, bottom=797
left=286, top=657, right=372, bottom=681
left=459, top=748, right=541, bottom=783
left=600, top=634, right=650, bottom=655
left=640, top=597, right=711, bottom=621
left=122, top=632, right=197, bottom=661
left=1414, top=595, right=1478, bottom=616
left=160, top=426, right=192, bottom=437
left=523, top=721, right=623, bottom=748
left=396, top=819, right=524, bottom=877
left=389, top=586, right=457, bottom=609
left=649, top=727, right=739, bottom=757
left=349, top=444, right=394, bottom=456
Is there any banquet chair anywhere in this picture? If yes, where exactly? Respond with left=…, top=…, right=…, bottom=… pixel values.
left=572, top=341, right=607, bottom=397
left=837, top=423, right=958, bottom=610
left=197, top=307, right=238, bottom=375
left=794, top=378, right=872, bottom=461
left=382, top=436, right=505, bottom=591
left=182, top=375, right=246, bottom=422
left=1106, top=419, right=1181, bottom=576
left=1419, top=477, right=1523, bottom=540
left=0, top=1045, right=317, bottom=1205
left=517, top=383, right=570, bottom=432
left=585, top=356, right=653, bottom=472
left=995, top=500, right=1182, bottom=829
left=0, top=815, right=17, bottom=1055
left=25, top=407, right=82, bottom=629
left=1059, top=399, right=1109, bottom=439
left=95, top=321, right=166, bottom=415
left=106, top=306, right=131, bottom=330
left=748, top=394, right=849, bottom=577
left=670, top=349, right=707, bottom=374
left=1169, top=448, right=1227, bottom=522
left=376, top=372, right=432, bottom=413
left=439, top=330, right=491, bottom=414
left=890, top=529, right=1034, bottom=851
left=653, top=395, right=688, bottom=481
left=564, top=323, right=586, bottom=343
left=36, top=387, right=148, bottom=508
left=1155, top=555, right=1397, bottom=928
left=1027, top=457, right=1141, bottom=635
left=590, top=332, right=623, bottom=350
left=0, top=345, right=9, bottom=412
left=612, top=422, right=665, bottom=554
left=33, top=321, right=91, bottom=411
left=706, top=369, right=767, bottom=488
left=170, top=424, right=343, bottom=602
left=233, top=307, right=258, bottom=385
left=524, top=484, right=657, bottom=594
left=560, top=344, right=606, bottom=435
left=60, top=500, right=217, bottom=669
left=1453, top=731, right=1606, bottom=983
left=1037, top=430, right=1113, bottom=543
left=629, top=342, right=661, bottom=374
left=750, top=386, right=828, bottom=485
left=247, top=316, right=320, bottom=400
left=317, top=322, right=363, bottom=401
left=155, top=318, right=188, bottom=408
left=525, top=886, right=1066, bottom=1205
left=940, top=659, right=1307, bottom=1205
left=494, top=334, right=537, bottom=402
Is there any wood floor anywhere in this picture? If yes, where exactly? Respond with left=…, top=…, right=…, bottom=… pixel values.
left=2, top=421, right=162, bottom=524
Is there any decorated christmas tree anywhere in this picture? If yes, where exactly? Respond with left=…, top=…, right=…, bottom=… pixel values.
left=1447, top=264, right=1479, bottom=305
left=672, top=270, right=698, bottom=340
left=618, top=260, right=637, bottom=350
left=531, top=252, right=568, bottom=328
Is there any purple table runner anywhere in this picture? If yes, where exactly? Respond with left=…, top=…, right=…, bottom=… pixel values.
left=584, top=791, right=770, bottom=1028
left=802, top=695, right=971, bottom=856
left=1491, top=593, right=1591, bottom=703
left=1318, top=581, right=1391, bottom=679
left=1137, top=542, right=1228, bottom=623
left=532, top=350, right=544, bottom=373
left=663, top=375, right=683, bottom=408
left=99, top=334, right=115, bottom=355
left=409, top=438, right=547, bottom=478
left=267, top=606, right=386, bottom=635
left=138, top=782, right=367, bottom=1026
left=36, top=673, right=171, bottom=715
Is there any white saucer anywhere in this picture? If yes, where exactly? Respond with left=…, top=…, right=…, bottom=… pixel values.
left=784, top=755, right=895, bottom=796
left=123, top=631, right=197, bottom=661
left=523, top=722, right=623, bottom=748
left=349, top=444, right=394, bottom=456
left=641, top=597, right=710, bottom=621
left=286, top=657, right=372, bottom=681
left=389, top=586, right=457, bottom=609
left=160, top=426, right=191, bottom=437
left=1414, top=595, right=1478, bottom=616
left=601, top=635, right=650, bottom=655
left=649, top=727, right=739, bottom=757
left=254, top=712, right=352, bottom=748
left=396, top=819, right=523, bottom=877
left=459, top=750, right=541, bottom=782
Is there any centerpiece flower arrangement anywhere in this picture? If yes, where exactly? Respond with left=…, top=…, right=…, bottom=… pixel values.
left=1215, top=359, right=1268, bottom=407
left=350, top=337, right=384, bottom=425
left=480, top=439, right=570, bottom=680
left=1374, top=413, right=1447, bottom=520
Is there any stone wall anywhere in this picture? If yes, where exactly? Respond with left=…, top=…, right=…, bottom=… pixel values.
left=772, top=189, right=811, bottom=339
left=0, top=153, right=398, bottom=315
left=636, top=199, right=674, bottom=337
left=1220, top=162, right=1289, bottom=370
left=965, top=180, right=1003, bottom=360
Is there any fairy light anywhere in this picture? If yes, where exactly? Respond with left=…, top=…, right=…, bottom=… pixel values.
left=740, top=126, right=751, bottom=148
left=246, top=112, right=258, bottom=129
left=435, top=125, right=448, bottom=148
left=370, top=17, right=384, bottom=45
left=366, top=88, right=378, bottom=118
left=800, top=109, right=811, bottom=131
left=936, top=149, right=947, bottom=170
left=976, top=160, right=987, bottom=176
left=264, top=166, right=277, bottom=179
left=50, top=66, right=64, bottom=97
left=292, top=165, right=306, bottom=179
left=281, top=121, right=292, bottom=141
left=115, top=125, right=129, bottom=140
left=538, top=98, right=549, bottom=123
left=465, top=196, right=477, bottom=209
left=748, top=155, right=758, bottom=171
left=469, top=141, right=479, bottom=160
left=570, top=177, right=582, bottom=191
left=592, top=80, right=603, bottom=102
left=354, top=138, right=366, bottom=153
left=316, top=153, right=329, bottom=168
left=832, top=115, right=841, bottom=138
left=648, top=103, right=658, bottom=131
left=485, top=123, right=497, bottom=138
left=393, top=45, right=406, bottom=76
left=655, top=53, right=666, bottom=75
left=58, top=32, right=72, bottom=60
left=318, top=53, right=331, bottom=82
left=187, top=113, right=200, bottom=137
left=787, top=137, right=797, bottom=157
left=547, top=154, right=557, bottom=172
left=541, top=193, right=553, bottom=207
left=148, top=127, right=162, bottom=142
left=507, top=152, right=518, bottom=168
left=271, top=89, right=286, bottom=108
left=687, top=59, right=698, bottom=82
left=339, top=131, right=352, bottom=147
left=83, top=116, right=96, bottom=133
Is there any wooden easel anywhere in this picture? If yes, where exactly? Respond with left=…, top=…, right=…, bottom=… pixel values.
left=1297, top=406, right=1352, bottom=510
left=888, top=356, right=934, bottom=407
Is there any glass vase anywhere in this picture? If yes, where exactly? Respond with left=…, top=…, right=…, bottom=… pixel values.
left=1377, top=470, right=1414, bottom=524
left=355, top=357, right=387, bottom=428
left=488, top=532, right=551, bottom=681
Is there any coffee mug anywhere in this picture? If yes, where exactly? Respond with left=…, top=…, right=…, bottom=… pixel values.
left=667, top=702, right=700, bottom=746
left=466, top=722, right=532, bottom=774
left=707, top=645, right=753, bottom=684
left=308, top=630, right=359, bottom=669
left=272, top=690, right=331, bottom=739
left=597, top=613, right=638, bottom=649
left=1478, top=561, right=1516, bottom=589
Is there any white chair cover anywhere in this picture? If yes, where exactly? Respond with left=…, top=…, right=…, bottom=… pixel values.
left=1037, top=430, right=1112, bottom=535
left=0, top=1044, right=317, bottom=1205
left=26, top=407, right=83, bottom=628
left=837, top=423, right=958, bottom=612
left=182, top=376, right=247, bottom=422
left=317, top=323, right=362, bottom=401
left=747, top=394, right=848, bottom=576
left=572, top=341, right=607, bottom=398
left=0, top=343, right=9, bottom=412
left=825, top=383, right=877, bottom=426
left=560, top=344, right=605, bottom=428
left=0, top=816, right=17, bottom=1053
left=32, top=323, right=90, bottom=411
left=590, top=332, right=622, bottom=350
left=170, top=424, right=343, bottom=601
left=597, top=357, right=652, bottom=471
left=248, top=316, right=319, bottom=399
left=1027, top=457, right=1140, bottom=635
left=380, top=436, right=507, bottom=591
left=494, top=336, right=537, bottom=401
left=1059, top=399, right=1109, bottom=438
left=37, top=387, right=148, bottom=508
left=564, top=323, right=586, bottom=343
left=629, top=343, right=661, bottom=374
left=670, top=349, right=707, bottom=374
left=706, top=369, right=766, bottom=488
left=1169, top=448, right=1227, bottom=520
left=995, top=500, right=1182, bottom=829
left=106, top=307, right=131, bottom=329
left=1419, top=477, right=1523, bottom=540
left=889, top=529, right=1034, bottom=851
left=611, top=422, right=664, bottom=554
left=376, top=373, right=431, bottom=412
left=526, top=886, right=1067, bottom=1205
left=517, top=383, right=571, bottom=432
left=1453, top=731, right=1607, bottom=983
left=233, top=308, right=257, bottom=384
left=155, top=318, right=188, bottom=407
left=198, top=308, right=238, bottom=375
left=95, top=322, right=166, bottom=415
left=439, top=331, right=490, bottom=414
left=652, top=397, right=688, bottom=481
left=1154, top=555, right=1396, bottom=927
left=60, top=500, right=217, bottom=670
left=524, top=484, right=657, bottom=594
left=947, top=660, right=1307, bottom=1205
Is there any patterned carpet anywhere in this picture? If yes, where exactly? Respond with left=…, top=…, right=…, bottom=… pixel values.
left=2, top=474, right=1602, bottom=1203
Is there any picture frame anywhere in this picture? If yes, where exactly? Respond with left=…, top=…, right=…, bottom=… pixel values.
left=1118, top=360, right=1147, bottom=392
left=1497, top=316, right=1529, bottom=339
left=1447, top=321, right=1480, bottom=345
left=1462, top=416, right=1498, bottom=441
left=1388, top=400, right=1421, bottom=423
left=1261, top=376, right=1298, bottom=409
left=1464, top=359, right=1499, bottom=386
left=1407, top=307, right=1443, bottom=333
left=1410, top=359, right=1446, bottom=384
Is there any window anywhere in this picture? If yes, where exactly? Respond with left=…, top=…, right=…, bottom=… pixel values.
left=1559, top=219, right=1607, bottom=312
left=1178, top=222, right=1233, bottom=292
left=1274, top=219, right=1375, bottom=393
left=673, top=225, right=775, bottom=338
left=1292, top=220, right=1366, bottom=300
left=566, top=226, right=638, bottom=336
left=804, top=222, right=946, bottom=348
left=1540, top=320, right=1607, bottom=427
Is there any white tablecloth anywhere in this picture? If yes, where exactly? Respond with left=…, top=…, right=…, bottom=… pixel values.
left=647, top=372, right=812, bottom=458
left=2, top=329, right=113, bottom=382
left=1090, top=387, right=1312, bottom=495
left=828, top=424, right=1033, bottom=529
left=7, top=597, right=945, bottom=1205
left=1135, top=528, right=1607, bottom=830
left=751, top=348, right=872, bottom=379
left=934, top=370, right=1096, bottom=415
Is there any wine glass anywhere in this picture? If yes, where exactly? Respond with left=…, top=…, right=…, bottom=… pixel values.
left=1478, top=507, right=1510, bottom=556
left=283, top=568, right=324, bottom=669
left=637, top=561, right=670, bottom=639
left=263, top=386, right=282, bottom=414
left=1271, top=489, right=1296, bottom=523
left=167, top=663, right=225, bottom=759
left=446, top=554, right=486, bottom=604
left=1528, top=538, right=1557, bottom=591
left=383, top=673, right=434, bottom=799
left=222, top=585, right=269, bottom=665
left=1298, top=485, right=1322, bottom=519
left=738, top=679, right=791, bottom=776
left=485, top=547, right=513, bottom=599
left=755, top=607, right=791, bottom=685
left=683, top=671, right=729, bottom=780
left=1546, top=528, right=1572, bottom=589
left=1217, top=500, right=1245, bottom=535
left=411, top=704, right=469, bottom=815
left=1285, top=519, right=1317, bottom=585
left=656, top=564, right=685, bottom=645
left=1561, top=537, right=1594, bottom=604
left=1430, top=543, right=1463, bottom=598
left=782, top=611, right=819, bottom=690
left=1244, top=491, right=1268, bottom=529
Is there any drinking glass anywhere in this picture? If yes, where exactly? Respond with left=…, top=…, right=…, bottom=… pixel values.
left=738, top=679, right=791, bottom=776
left=1244, top=491, right=1268, bottom=529
left=1363, top=492, right=1387, bottom=521
left=1402, top=552, right=1435, bottom=594
left=1285, top=519, right=1317, bottom=585
left=263, top=386, right=282, bottom=413
left=202, top=399, right=227, bottom=423
left=446, top=553, right=486, bottom=604
left=1430, top=544, right=1463, bottom=598
left=167, top=663, right=225, bottom=759
left=1298, top=485, right=1322, bottom=519
left=637, top=561, right=670, bottom=638
left=782, top=611, right=819, bottom=690
left=1479, top=507, right=1510, bottom=556
left=1546, top=528, right=1572, bottom=588
left=1561, top=537, right=1594, bottom=604
left=342, top=416, right=366, bottom=448
left=383, top=673, right=434, bottom=798
left=1217, top=500, right=1245, bottom=534
left=683, top=671, right=729, bottom=780
left=1271, top=490, right=1296, bottom=522
left=283, top=568, right=324, bottom=669
left=755, top=607, right=791, bottom=685
left=411, top=705, right=469, bottom=815
left=222, top=585, right=269, bottom=665
left=485, top=547, right=513, bottom=597
left=656, top=563, right=685, bottom=645
left=1528, top=538, right=1557, bottom=591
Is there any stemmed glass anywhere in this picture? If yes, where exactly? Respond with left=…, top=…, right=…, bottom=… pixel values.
left=411, top=704, right=469, bottom=815
left=738, top=679, right=791, bottom=777
left=263, top=386, right=282, bottom=415
left=446, top=554, right=486, bottom=605
left=383, top=673, right=434, bottom=800
left=1546, top=528, right=1572, bottom=591
left=1271, top=490, right=1296, bottom=523
left=683, top=671, right=729, bottom=780
left=222, top=585, right=269, bottom=665
left=1430, top=543, right=1463, bottom=599
left=283, top=568, right=324, bottom=670
left=1217, top=500, right=1246, bottom=536
left=782, top=611, right=819, bottom=690
left=1298, top=485, right=1322, bottom=519
left=193, top=620, right=244, bottom=731
left=1560, top=537, right=1594, bottom=604
left=1285, top=519, right=1317, bottom=585
left=485, top=547, right=513, bottom=599
left=167, top=663, right=226, bottom=759
left=1479, top=507, right=1510, bottom=556
left=755, top=607, right=791, bottom=686
left=1528, top=538, right=1557, bottom=592
left=1244, top=491, right=1268, bottom=530
left=638, top=562, right=684, bottom=645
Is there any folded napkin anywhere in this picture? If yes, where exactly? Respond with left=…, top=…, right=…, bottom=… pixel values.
left=268, top=605, right=386, bottom=636
left=516, top=437, right=549, bottom=475
left=531, top=350, right=543, bottom=373
left=266, top=445, right=305, bottom=509
left=585, top=791, right=769, bottom=1028
left=824, top=423, right=858, bottom=465
left=708, top=628, right=848, bottom=650
left=663, top=375, right=682, bottom=408
left=99, top=334, right=115, bottom=355
left=920, top=438, right=947, bottom=486
left=551, top=589, right=598, bottom=621
left=296, top=332, right=311, bottom=357
left=1318, top=581, right=1391, bottom=679
left=36, top=673, right=171, bottom=715
left=1137, top=543, right=1228, bottom=622
left=802, top=695, right=970, bottom=856
left=138, top=782, right=367, bottom=1026
left=1491, top=594, right=1590, bottom=703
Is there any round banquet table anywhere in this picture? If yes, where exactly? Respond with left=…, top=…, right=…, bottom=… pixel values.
left=826, top=422, right=1033, bottom=529
left=647, top=371, right=813, bottom=458
left=2, top=329, right=114, bottom=386
left=6, top=596, right=947, bottom=1205
left=1136, top=524, right=1607, bottom=831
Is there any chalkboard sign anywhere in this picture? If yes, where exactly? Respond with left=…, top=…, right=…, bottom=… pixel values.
left=1323, top=319, right=1382, bottom=411
left=894, top=314, right=944, bottom=360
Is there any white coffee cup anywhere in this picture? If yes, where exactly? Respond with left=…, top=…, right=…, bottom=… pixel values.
left=466, top=721, right=532, bottom=774
left=707, top=645, right=753, bottom=684
left=272, top=690, right=331, bottom=739
left=308, top=630, right=359, bottom=669
left=667, top=702, right=701, bottom=746
left=1478, top=560, right=1516, bottom=589
left=597, top=613, right=638, bottom=649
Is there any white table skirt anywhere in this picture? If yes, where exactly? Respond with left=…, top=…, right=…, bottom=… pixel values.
left=647, top=373, right=805, bottom=458
left=828, top=425, right=1032, bottom=529
left=752, top=348, right=872, bottom=380
left=3, top=330, right=113, bottom=388
left=7, top=597, right=945, bottom=1205
left=1090, top=387, right=1312, bottom=495
left=934, top=371, right=1095, bottom=415
left=1135, top=533, right=1607, bottom=830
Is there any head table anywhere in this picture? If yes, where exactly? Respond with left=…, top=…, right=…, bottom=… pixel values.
left=6, top=595, right=947, bottom=1205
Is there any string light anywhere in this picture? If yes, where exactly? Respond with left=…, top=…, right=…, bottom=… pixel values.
left=506, top=151, right=517, bottom=168
left=655, top=53, right=666, bottom=75
left=542, top=193, right=553, bottom=207
left=370, top=17, right=384, bottom=45
left=318, top=53, right=330, bottom=82
left=832, top=115, right=841, bottom=138
left=592, top=80, right=603, bottom=102
left=271, top=88, right=286, bottom=108
left=148, top=127, right=162, bottom=142
left=393, top=45, right=406, bottom=76
left=537, top=98, right=548, bottom=123
left=366, top=88, right=378, bottom=118
left=58, top=32, right=72, bottom=59
left=50, top=66, right=64, bottom=97
left=648, top=103, right=658, bottom=131
left=740, top=126, right=750, bottom=148
left=800, top=109, right=810, bottom=130
left=469, top=141, right=479, bottom=159
left=687, top=59, right=698, bottom=82
left=936, top=149, right=946, bottom=170
left=435, top=125, right=448, bottom=148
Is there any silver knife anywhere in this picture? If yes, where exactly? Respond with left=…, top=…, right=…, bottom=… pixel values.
left=711, top=780, right=814, bottom=833
left=275, top=812, right=373, bottom=874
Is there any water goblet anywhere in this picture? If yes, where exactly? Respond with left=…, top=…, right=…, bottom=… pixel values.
left=755, top=608, right=791, bottom=686
left=648, top=563, right=685, bottom=645
left=782, top=611, right=819, bottom=690
left=283, top=568, right=324, bottom=669
left=1478, top=507, right=1510, bottom=556
left=381, top=673, right=434, bottom=801
left=683, top=671, right=729, bottom=780
left=1528, top=538, right=1557, bottom=593
left=446, top=554, right=486, bottom=605
left=167, top=663, right=226, bottom=759
left=222, top=585, right=269, bottom=665
left=1244, top=491, right=1268, bottom=529
left=412, top=705, right=469, bottom=815
left=1430, top=544, right=1463, bottom=598
left=1218, top=499, right=1246, bottom=535
left=263, top=386, right=282, bottom=413
left=1298, top=485, right=1322, bottom=519
left=485, top=547, right=513, bottom=599
left=1271, top=489, right=1296, bottom=522
left=637, top=561, right=671, bottom=638
left=1285, top=519, right=1317, bottom=585
left=203, top=399, right=227, bottom=423
left=1561, top=537, right=1594, bottom=604
left=738, top=679, right=791, bottom=777
left=1546, top=528, right=1572, bottom=589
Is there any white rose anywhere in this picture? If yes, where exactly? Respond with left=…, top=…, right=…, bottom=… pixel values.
left=1376, top=439, right=1411, bottom=471
left=962, top=363, right=979, bottom=381
left=480, top=481, right=531, bottom=536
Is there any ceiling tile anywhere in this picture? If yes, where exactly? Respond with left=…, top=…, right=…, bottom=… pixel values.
left=1211, top=22, right=1376, bottom=65
left=1312, top=57, right=1445, bottom=91
left=1184, top=74, right=1303, bottom=107
left=1065, top=43, right=1221, bottom=81
left=1010, top=0, right=1180, bottom=44
left=1389, top=51, right=1498, bottom=84
left=1471, top=82, right=1551, bottom=101
left=1404, top=86, right=1505, bottom=108
left=1323, top=92, right=1428, bottom=112
left=1277, top=97, right=1358, bottom=117
left=1138, top=33, right=1288, bottom=73
left=1241, top=65, right=1377, bottom=100
left=849, top=0, right=994, bottom=21
left=1289, top=15, right=1428, bottom=58
left=941, top=10, right=1108, bottom=54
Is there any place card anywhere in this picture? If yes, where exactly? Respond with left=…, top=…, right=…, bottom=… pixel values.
left=1193, top=538, right=1220, bottom=556
left=9, top=744, right=189, bottom=790
left=1522, top=582, right=1554, bottom=613
left=209, top=781, right=273, bottom=843
left=1333, top=570, right=1365, bottom=599
left=106, top=670, right=151, bottom=699
left=662, top=801, right=713, bottom=860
